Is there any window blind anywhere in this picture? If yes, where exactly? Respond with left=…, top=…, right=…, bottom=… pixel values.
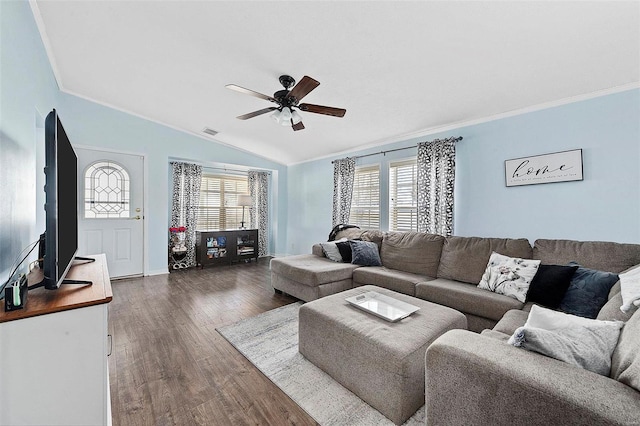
left=349, top=165, right=380, bottom=229
left=197, top=174, right=248, bottom=230
left=389, top=158, right=417, bottom=231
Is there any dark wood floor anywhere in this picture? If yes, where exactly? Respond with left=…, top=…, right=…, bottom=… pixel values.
left=108, top=258, right=318, bottom=426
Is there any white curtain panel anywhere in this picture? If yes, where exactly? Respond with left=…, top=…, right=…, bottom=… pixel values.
left=248, top=170, right=269, bottom=257
left=170, top=161, right=202, bottom=267
left=416, top=138, right=456, bottom=236
left=332, top=157, right=356, bottom=227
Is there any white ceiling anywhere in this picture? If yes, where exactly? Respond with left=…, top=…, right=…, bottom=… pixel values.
left=32, top=1, right=639, bottom=165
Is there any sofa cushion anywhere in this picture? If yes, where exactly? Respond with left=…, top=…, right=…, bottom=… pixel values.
left=611, top=309, right=640, bottom=392
left=526, top=264, right=578, bottom=308
left=270, top=254, right=360, bottom=286
left=559, top=263, right=619, bottom=319
left=480, top=329, right=511, bottom=342
left=437, top=236, right=532, bottom=284
left=493, top=309, right=529, bottom=335
left=416, top=278, right=523, bottom=321
left=533, top=239, right=640, bottom=273
left=353, top=267, right=433, bottom=296
left=380, top=232, right=444, bottom=277
left=477, top=252, right=540, bottom=303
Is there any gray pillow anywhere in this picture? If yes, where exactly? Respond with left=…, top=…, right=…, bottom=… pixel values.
left=509, top=323, right=623, bottom=376
left=508, top=305, right=624, bottom=376
left=319, top=241, right=343, bottom=262
left=350, top=240, right=382, bottom=266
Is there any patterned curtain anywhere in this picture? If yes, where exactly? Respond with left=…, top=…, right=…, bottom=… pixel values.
left=332, top=157, right=356, bottom=227
left=416, top=138, right=456, bottom=236
left=170, top=162, right=202, bottom=267
left=248, top=170, right=269, bottom=257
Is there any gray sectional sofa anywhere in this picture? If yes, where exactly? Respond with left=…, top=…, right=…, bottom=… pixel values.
left=271, top=229, right=640, bottom=424
left=271, top=228, right=640, bottom=331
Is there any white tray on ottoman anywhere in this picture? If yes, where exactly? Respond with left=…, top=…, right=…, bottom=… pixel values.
left=299, top=285, right=467, bottom=425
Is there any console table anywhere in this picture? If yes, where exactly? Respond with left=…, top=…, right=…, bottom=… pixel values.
left=195, top=229, right=259, bottom=268
left=0, top=254, right=112, bottom=426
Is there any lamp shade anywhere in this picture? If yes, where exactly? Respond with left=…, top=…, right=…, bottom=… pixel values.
left=291, top=110, right=303, bottom=125
left=280, top=107, right=292, bottom=126
left=270, top=109, right=282, bottom=124
left=237, top=194, right=252, bottom=206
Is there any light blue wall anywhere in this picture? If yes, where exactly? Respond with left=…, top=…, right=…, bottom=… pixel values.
left=55, top=93, right=288, bottom=274
left=0, top=1, right=59, bottom=283
left=1, top=1, right=288, bottom=276
left=287, top=89, right=640, bottom=254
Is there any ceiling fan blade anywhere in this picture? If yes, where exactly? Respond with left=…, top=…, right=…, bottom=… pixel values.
left=226, top=84, right=277, bottom=103
left=292, top=121, right=305, bottom=131
left=236, top=107, right=277, bottom=120
left=298, top=103, right=346, bottom=117
left=286, top=76, right=320, bottom=102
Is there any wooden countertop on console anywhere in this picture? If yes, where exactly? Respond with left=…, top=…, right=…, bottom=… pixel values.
left=0, top=254, right=112, bottom=323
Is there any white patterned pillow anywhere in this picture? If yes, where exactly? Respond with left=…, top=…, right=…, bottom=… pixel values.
left=478, top=252, right=540, bottom=302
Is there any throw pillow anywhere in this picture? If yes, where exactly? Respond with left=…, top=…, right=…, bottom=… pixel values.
left=478, top=252, right=541, bottom=302
left=559, top=263, right=619, bottom=319
left=319, top=238, right=346, bottom=262
left=335, top=240, right=352, bottom=263
left=350, top=240, right=382, bottom=266
left=508, top=305, right=623, bottom=376
left=619, top=265, right=640, bottom=313
left=525, top=264, right=578, bottom=308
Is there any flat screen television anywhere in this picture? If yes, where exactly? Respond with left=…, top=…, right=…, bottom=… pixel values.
left=41, top=109, right=79, bottom=289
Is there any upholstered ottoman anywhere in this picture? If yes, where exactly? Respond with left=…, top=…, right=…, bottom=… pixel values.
left=270, top=254, right=361, bottom=301
left=299, top=285, right=467, bottom=425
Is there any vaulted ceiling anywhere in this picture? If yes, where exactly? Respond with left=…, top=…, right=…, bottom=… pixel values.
left=32, top=1, right=639, bottom=165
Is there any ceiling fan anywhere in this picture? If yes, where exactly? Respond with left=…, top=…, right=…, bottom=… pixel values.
left=225, top=75, right=346, bottom=131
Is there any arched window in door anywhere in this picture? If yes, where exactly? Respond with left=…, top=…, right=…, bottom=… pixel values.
left=84, top=161, right=131, bottom=218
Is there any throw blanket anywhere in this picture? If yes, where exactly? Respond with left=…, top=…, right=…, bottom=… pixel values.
left=620, top=266, right=640, bottom=313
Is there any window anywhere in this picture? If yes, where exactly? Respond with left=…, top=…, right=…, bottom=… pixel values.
left=197, top=174, right=248, bottom=230
left=389, top=159, right=417, bottom=231
left=84, top=161, right=130, bottom=218
left=349, top=165, right=380, bottom=229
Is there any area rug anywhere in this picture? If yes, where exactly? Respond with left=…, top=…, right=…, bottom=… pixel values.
left=216, top=302, right=425, bottom=426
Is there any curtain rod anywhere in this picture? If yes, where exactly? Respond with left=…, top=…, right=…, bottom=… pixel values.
left=330, top=136, right=463, bottom=164
left=203, top=166, right=272, bottom=175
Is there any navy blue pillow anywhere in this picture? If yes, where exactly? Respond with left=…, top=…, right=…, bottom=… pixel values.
left=349, top=240, right=382, bottom=266
left=559, top=262, right=619, bottom=319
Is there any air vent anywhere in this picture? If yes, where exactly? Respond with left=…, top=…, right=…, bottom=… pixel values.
left=202, top=127, right=219, bottom=137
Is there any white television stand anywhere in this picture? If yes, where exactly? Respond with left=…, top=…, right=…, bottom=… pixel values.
left=0, top=254, right=112, bottom=426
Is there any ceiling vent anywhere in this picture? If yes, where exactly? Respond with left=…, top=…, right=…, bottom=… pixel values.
left=202, top=127, right=219, bottom=137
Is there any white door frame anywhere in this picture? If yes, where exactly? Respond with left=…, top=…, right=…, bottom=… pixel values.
left=74, top=144, right=149, bottom=276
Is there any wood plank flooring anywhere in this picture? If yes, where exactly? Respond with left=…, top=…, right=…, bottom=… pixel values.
left=108, top=258, right=318, bottom=426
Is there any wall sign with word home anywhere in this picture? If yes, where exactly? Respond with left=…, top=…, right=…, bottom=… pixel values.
left=505, top=149, right=583, bottom=187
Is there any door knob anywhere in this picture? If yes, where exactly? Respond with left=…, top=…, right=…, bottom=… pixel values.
left=133, top=215, right=141, bottom=220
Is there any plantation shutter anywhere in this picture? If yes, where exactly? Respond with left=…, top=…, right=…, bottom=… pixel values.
left=197, top=174, right=248, bottom=230
left=349, top=165, right=380, bottom=229
left=389, top=159, right=417, bottom=231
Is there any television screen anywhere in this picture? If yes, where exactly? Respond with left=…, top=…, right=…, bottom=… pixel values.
left=43, top=110, right=78, bottom=289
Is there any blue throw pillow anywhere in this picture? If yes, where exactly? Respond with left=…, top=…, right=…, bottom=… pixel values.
left=349, top=240, right=382, bottom=266
left=559, top=262, right=619, bottom=319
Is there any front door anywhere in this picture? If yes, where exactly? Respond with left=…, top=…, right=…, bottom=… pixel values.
left=76, top=147, right=144, bottom=278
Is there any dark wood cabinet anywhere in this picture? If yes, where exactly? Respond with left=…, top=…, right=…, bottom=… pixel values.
left=196, top=229, right=259, bottom=267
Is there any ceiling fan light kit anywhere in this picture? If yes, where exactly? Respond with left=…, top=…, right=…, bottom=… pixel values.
left=226, top=75, right=346, bottom=131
